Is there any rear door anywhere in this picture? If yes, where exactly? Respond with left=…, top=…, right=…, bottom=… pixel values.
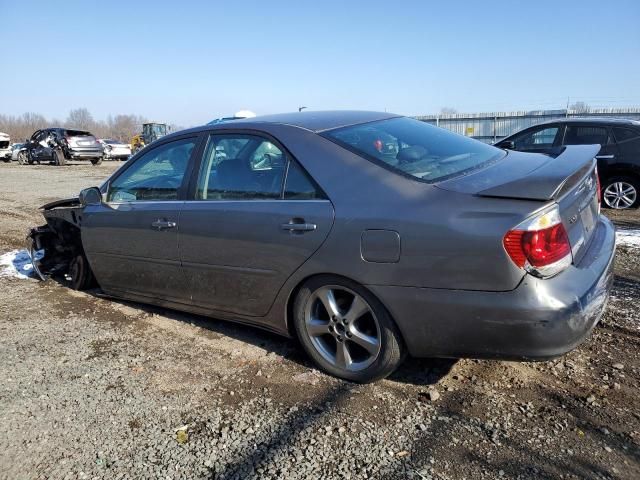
left=612, top=126, right=640, bottom=171
left=510, top=124, right=563, bottom=154
left=562, top=123, right=618, bottom=178
left=178, top=132, right=334, bottom=317
left=82, top=135, right=201, bottom=301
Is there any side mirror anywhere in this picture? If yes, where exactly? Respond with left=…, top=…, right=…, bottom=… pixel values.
left=79, top=187, right=102, bottom=206
left=497, top=140, right=515, bottom=150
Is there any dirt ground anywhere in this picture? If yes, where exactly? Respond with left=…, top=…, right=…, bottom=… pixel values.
left=0, top=161, right=638, bottom=480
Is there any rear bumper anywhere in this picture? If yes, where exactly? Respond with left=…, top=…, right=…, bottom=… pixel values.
left=68, top=147, right=103, bottom=159
left=367, top=216, right=616, bottom=360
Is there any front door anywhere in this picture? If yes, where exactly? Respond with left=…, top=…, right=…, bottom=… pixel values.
left=179, top=133, right=334, bottom=316
left=82, top=136, right=200, bottom=302
left=510, top=124, right=563, bottom=154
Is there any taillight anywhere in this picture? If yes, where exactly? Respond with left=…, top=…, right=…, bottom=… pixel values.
left=503, top=205, right=572, bottom=278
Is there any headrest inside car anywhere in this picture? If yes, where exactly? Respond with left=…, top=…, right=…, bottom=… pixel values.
left=397, top=145, right=428, bottom=163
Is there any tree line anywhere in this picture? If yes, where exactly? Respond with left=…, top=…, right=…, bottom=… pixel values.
left=0, top=108, right=182, bottom=143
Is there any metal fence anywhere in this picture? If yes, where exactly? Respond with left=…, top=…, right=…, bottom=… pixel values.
left=414, top=108, right=640, bottom=144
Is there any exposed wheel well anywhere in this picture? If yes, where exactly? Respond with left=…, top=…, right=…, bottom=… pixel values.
left=603, top=171, right=640, bottom=185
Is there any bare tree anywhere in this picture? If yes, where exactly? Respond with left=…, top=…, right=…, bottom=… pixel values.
left=66, top=108, right=95, bottom=131
left=0, top=112, right=48, bottom=142
left=108, top=114, right=146, bottom=142
left=439, top=107, right=458, bottom=115
left=569, top=101, right=590, bottom=113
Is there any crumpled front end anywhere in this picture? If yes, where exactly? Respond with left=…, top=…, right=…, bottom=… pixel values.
left=27, top=198, right=84, bottom=281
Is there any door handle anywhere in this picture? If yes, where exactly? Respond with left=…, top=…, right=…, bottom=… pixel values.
left=595, top=155, right=615, bottom=159
left=151, top=219, right=177, bottom=230
left=280, top=222, right=317, bottom=233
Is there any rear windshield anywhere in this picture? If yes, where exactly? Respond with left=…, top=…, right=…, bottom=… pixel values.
left=65, top=129, right=92, bottom=137
left=324, top=117, right=504, bottom=183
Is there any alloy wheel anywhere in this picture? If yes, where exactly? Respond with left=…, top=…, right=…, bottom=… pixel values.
left=603, top=181, right=637, bottom=209
left=304, top=285, right=381, bottom=372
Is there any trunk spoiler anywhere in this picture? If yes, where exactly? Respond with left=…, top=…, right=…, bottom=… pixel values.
left=476, top=145, right=600, bottom=201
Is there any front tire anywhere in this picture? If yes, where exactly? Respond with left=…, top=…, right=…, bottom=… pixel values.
left=293, top=275, right=406, bottom=383
left=90, top=157, right=103, bottom=165
left=17, top=152, right=28, bottom=165
left=68, top=254, right=96, bottom=291
left=602, top=176, right=639, bottom=209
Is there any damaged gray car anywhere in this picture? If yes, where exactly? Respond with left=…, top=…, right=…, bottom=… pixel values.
left=28, top=111, right=616, bottom=382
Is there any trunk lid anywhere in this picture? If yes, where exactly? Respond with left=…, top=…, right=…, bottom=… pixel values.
left=437, top=145, right=601, bottom=264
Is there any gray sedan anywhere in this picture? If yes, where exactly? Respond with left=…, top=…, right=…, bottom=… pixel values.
left=29, top=111, right=615, bottom=382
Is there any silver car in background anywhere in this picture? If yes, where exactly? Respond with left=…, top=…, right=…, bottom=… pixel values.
left=99, top=138, right=132, bottom=161
left=28, top=111, right=615, bottom=382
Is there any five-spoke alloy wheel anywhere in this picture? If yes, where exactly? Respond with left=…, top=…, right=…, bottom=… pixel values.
left=294, top=275, right=405, bottom=383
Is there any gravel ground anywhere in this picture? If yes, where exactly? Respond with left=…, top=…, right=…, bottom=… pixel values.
left=0, top=161, right=638, bottom=480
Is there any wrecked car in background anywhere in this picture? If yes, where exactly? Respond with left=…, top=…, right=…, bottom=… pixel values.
left=98, top=138, right=131, bottom=161
left=27, top=111, right=616, bottom=383
left=0, top=132, right=11, bottom=162
left=18, top=128, right=104, bottom=166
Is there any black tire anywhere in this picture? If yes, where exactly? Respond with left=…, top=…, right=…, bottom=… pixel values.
left=293, top=275, right=406, bottom=383
left=53, top=149, right=66, bottom=166
left=90, top=157, right=103, bottom=166
left=18, top=151, right=29, bottom=165
left=68, top=254, right=97, bottom=291
left=602, top=176, right=639, bottom=210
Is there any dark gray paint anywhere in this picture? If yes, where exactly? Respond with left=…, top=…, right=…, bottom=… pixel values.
left=72, top=111, right=615, bottom=360
left=178, top=200, right=334, bottom=316
left=360, top=230, right=401, bottom=263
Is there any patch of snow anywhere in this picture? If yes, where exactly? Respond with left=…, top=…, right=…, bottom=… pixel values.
left=0, top=249, right=43, bottom=279
left=616, top=229, right=640, bottom=249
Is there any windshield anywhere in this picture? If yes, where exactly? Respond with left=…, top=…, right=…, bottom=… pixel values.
left=324, top=117, right=504, bottom=183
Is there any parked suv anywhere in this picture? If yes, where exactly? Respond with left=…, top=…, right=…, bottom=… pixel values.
left=18, top=128, right=104, bottom=166
left=496, top=118, right=640, bottom=209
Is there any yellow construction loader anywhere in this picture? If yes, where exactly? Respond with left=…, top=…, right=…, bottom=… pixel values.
left=131, top=123, right=168, bottom=154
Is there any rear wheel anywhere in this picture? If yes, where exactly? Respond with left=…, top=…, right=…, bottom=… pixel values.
left=293, top=275, right=406, bottom=383
left=17, top=151, right=28, bottom=165
left=68, top=254, right=96, bottom=291
left=90, top=157, right=103, bottom=165
left=53, top=149, right=66, bottom=166
left=602, top=176, right=639, bottom=209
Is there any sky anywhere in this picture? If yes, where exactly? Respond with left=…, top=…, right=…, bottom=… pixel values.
left=1, top=0, right=639, bottom=127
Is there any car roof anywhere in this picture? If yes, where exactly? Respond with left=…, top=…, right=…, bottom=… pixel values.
left=176, top=111, right=402, bottom=138
left=537, top=117, right=640, bottom=127
left=232, top=110, right=401, bottom=132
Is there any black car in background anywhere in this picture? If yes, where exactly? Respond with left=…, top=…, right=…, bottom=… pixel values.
left=18, top=128, right=104, bottom=166
left=496, top=118, right=640, bottom=209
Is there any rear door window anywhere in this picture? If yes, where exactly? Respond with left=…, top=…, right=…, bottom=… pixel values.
left=195, top=134, right=285, bottom=200
left=284, top=160, right=325, bottom=200
left=613, top=127, right=640, bottom=159
left=563, top=126, right=609, bottom=146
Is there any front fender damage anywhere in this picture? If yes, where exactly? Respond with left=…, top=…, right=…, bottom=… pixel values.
left=27, top=199, right=84, bottom=281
